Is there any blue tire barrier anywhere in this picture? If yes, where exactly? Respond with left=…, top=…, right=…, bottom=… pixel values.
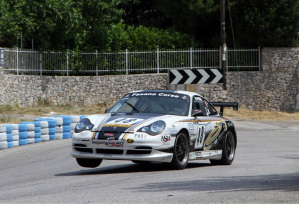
left=62, top=125, right=71, bottom=133
left=51, top=117, right=63, bottom=126
left=49, top=134, right=56, bottom=140
left=52, top=115, right=72, bottom=126
left=19, top=139, right=28, bottom=146
left=63, top=132, right=72, bottom=139
left=6, top=125, right=13, bottom=133
left=0, top=124, right=13, bottom=133
left=21, top=121, right=41, bottom=128
left=28, top=138, right=34, bottom=144
left=48, top=127, right=56, bottom=135
left=34, top=118, right=56, bottom=128
left=18, top=124, right=28, bottom=132
left=7, top=141, right=13, bottom=148
left=34, top=132, right=41, bottom=139
left=19, top=131, right=28, bottom=139
left=34, top=138, right=42, bottom=143
left=6, top=133, right=13, bottom=142
left=19, top=123, right=35, bottom=131
left=0, top=141, right=8, bottom=149
left=34, top=127, right=41, bottom=133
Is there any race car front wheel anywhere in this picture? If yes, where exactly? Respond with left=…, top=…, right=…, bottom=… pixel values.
left=170, top=132, right=189, bottom=170
left=76, top=158, right=102, bottom=168
left=210, top=130, right=236, bottom=165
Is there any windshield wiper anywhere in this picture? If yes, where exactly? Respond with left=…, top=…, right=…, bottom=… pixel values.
left=125, top=101, right=139, bottom=113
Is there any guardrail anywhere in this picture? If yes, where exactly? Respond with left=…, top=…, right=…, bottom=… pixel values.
left=2, top=47, right=260, bottom=75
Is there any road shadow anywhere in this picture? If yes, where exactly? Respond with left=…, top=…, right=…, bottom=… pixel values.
left=55, top=161, right=212, bottom=176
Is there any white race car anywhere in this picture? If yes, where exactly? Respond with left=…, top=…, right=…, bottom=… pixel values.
left=71, top=90, right=238, bottom=170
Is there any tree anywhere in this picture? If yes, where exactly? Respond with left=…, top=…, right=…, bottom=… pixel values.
left=228, top=0, right=299, bottom=47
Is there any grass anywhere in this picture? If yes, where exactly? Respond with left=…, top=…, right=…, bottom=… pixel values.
left=0, top=103, right=298, bottom=124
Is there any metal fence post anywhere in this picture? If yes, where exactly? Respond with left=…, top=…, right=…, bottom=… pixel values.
left=258, top=47, right=261, bottom=71
left=157, top=47, right=160, bottom=73
left=17, top=47, right=19, bottom=75
left=190, top=48, right=193, bottom=69
left=67, top=49, right=69, bottom=76
left=126, top=49, right=128, bottom=75
left=40, top=52, right=42, bottom=76
left=96, top=50, right=98, bottom=76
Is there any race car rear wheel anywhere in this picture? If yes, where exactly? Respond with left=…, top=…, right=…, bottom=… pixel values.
left=170, top=132, right=189, bottom=170
left=76, top=158, right=102, bottom=168
left=210, top=130, right=236, bottom=165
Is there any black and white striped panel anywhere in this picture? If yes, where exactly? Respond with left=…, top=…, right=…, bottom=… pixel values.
left=169, top=69, right=223, bottom=84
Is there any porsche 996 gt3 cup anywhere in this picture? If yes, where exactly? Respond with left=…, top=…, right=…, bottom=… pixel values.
left=71, top=90, right=238, bottom=170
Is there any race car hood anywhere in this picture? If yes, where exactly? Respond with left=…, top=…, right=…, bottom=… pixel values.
left=88, top=113, right=169, bottom=140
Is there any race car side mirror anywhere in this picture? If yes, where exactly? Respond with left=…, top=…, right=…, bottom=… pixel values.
left=105, top=108, right=111, bottom=113
left=192, top=110, right=204, bottom=117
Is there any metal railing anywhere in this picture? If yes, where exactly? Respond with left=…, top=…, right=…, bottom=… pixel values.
left=2, top=47, right=260, bottom=75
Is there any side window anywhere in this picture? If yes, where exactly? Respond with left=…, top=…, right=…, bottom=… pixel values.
left=204, top=100, right=218, bottom=116
left=192, top=96, right=207, bottom=116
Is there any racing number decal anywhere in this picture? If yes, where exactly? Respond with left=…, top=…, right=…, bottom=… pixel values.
left=196, top=126, right=204, bottom=146
left=108, top=118, right=142, bottom=125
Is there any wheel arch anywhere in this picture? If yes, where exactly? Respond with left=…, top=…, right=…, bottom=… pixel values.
left=177, top=128, right=190, bottom=145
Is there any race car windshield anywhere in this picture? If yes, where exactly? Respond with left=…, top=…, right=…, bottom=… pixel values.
left=109, top=92, right=190, bottom=116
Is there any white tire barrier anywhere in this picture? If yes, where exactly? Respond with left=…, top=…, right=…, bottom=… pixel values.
left=12, top=141, right=19, bottom=147
left=1, top=115, right=83, bottom=149
left=41, top=135, right=50, bottom=142
left=0, top=141, right=8, bottom=149
left=28, top=138, right=35, bottom=144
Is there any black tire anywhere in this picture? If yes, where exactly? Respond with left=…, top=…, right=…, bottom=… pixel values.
left=170, top=132, right=189, bottom=170
left=76, top=158, right=102, bottom=168
left=210, top=130, right=236, bottom=165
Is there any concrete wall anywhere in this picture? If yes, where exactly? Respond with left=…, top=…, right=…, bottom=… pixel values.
left=0, top=47, right=298, bottom=112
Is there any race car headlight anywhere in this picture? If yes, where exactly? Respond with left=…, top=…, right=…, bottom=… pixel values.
left=138, top=121, right=165, bottom=135
left=75, top=118, right=94, bottom=133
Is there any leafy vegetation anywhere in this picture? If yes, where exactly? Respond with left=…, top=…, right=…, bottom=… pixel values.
left=0, top=0, right=298, bottom=51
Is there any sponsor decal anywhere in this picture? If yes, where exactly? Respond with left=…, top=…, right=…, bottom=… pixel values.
left=127, top=138, right=134, bottom=143
left=188, top=123, right=194, bottom=130
left=166, top=127, right=178, bottom=135
left=78, top=131, right=89, bottom=137
left=103, top=124, right=132, bottom=129
left=194, top=97, right=202, bottom=101
left=134, top=133, right=146, bottom=139
left=92, top=140, right=124, bottom=147
left=131, top=93, right=157, bottom=96
left=158, top=93, right=179, bottom=98
left=104, top=133, right=114, bottom=136
left=203, top=120, right=227, bottom=151
left=161, top=135, right=171, bottom=143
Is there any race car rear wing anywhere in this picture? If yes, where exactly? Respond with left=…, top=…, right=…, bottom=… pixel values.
left=210, top=102, right=238, bottom=116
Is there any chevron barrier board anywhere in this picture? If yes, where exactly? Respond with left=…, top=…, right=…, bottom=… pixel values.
left=169, top=68, right=223, bottom=84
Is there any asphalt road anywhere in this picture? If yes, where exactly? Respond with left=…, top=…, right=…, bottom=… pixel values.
left=0, top=119, right=298, bottom=204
